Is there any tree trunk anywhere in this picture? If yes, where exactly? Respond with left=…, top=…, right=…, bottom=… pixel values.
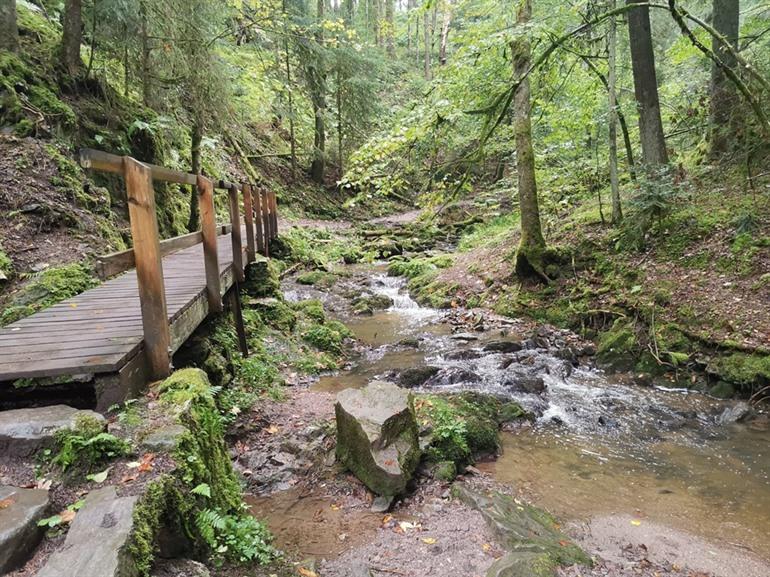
left=337, top=66, right=344, bottom=174
left=343, top=0, right=354, bottom=24
left=187, top=121, right=202, bottom=232
left=423, top=9, right=431, bottom=80
left=283, top=0, right=297, bottom=180
left=407, top=0, right=414, bottom=52
left=626, top=0, right=668, bottom=166
left=439, top=2, right=452, bottom=66
left=608, top=0, right=622, bottom=223
left=0, top=0, right=18, bottom=52
left=61, top=0, right=83, bottom=76
left=385, top=0, right=395, bottom=56
left=140, top=0, right=152, bottom=107
left=311, top=0, right=327, bottom=184
left=512, top=0, right=547, bottom=279
left=374, top=0, right=382, bottom=47
left=709, top=0, right=739, bottom=157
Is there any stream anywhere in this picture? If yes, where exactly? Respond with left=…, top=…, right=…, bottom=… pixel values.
left=289, top=264, right=770, bottom=561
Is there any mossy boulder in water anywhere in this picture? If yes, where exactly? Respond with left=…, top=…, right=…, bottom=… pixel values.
left=352, top=294, right=394, bottom=315
left=454, top=484, right=591, bottom=577
left=335, top=381, right=420, bottom=497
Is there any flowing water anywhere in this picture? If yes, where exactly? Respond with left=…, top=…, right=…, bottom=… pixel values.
left=308, top=269, right=770, bottom=560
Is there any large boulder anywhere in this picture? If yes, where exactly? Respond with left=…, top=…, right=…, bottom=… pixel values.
left=0, top=486, right=50, bottom=574
left=36, top=486, right=139, bottom=577
left=0, top=405, right=105, bottom=457
left=335, top=381, right=420, bottom=496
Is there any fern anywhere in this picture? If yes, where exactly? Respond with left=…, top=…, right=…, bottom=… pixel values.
left=194, top=508, right=277, bottom=566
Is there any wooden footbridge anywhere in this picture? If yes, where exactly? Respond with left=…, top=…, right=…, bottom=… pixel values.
left=0, top=149, right=279, bottom=411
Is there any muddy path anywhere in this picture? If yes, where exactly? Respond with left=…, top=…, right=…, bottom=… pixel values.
left=235, top=218, right=770, bottom=577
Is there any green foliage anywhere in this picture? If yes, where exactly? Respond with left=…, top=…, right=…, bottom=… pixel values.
left=388, top=255, right=454, bottom=279
left=195, top=508, right=277, bottom=566
left=296, top=270, right=338, bottom=287
left=52, top=416, right=131, bottom=472
left=302, top=319, right=353, bottom=354
left=38, top=499, right=85, bottom=529
left=293, top=298, right=326, bottom=322
left=710, top=353, right=770, bottom=391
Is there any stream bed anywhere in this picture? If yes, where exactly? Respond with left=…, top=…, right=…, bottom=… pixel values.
left=293, top=266, right=770, bottom=561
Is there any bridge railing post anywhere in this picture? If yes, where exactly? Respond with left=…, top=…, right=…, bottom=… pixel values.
left=253, top=187, right=265, bottom=256
left=198, top=175, right=222, bottom=313
left=270, top=191, right=278, bottom=240
left=260, top=188, right=270, bottom=257
left=242, top=183, right=256, bottom=264
left=227, top=183, right=245, bottom=282
left=124, top=157, right=171, bottom=380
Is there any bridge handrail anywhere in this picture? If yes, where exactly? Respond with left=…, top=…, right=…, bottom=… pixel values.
left=78, top=148, right=278, bottom=380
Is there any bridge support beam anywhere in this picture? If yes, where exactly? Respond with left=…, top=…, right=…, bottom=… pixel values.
left=198, top=175, right=222, bottom=313
left=243, top=183, right=256, bottom=264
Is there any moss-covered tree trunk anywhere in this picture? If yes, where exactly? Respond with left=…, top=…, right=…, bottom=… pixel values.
left=709, top=0, right=740, bottom=158
left=385, top=0, right=395, bottom=56
left=0, top=0, right=18, bottom=52
left=187, top=121, right=202, bottom=232
left=423, top=7, right=431, bottom=80
left=61, top=0, right=82, bottom=76
left=512, top=0, right=547, bottom=279
left=608, top=0, right=622, bottom=223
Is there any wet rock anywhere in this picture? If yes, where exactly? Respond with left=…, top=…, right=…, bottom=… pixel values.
left=555, top=347, right=579, bottom=366
left=352, top=294, right=394, bottom=315
left=445, top=349, right=482, bottom=361
left=708, top=380, right=735, bottom=399
left=151, top=559, right=210, bottom=577
left=0, top=486, right=50, bottom=574
left=483, top=340, right=523, bottom=354
left=498, top=357, right=516, bottom=370
left=399, top=366, right=440, bottom=388
left=454, top=484, right=590, bottom=576
left=335, top=381, right=420, bottom=496
left=0, top=405, right=105, bottom=457
left=397, top=337, right=421, bottom=348
left=37, top=486, right=138, bottom=577
left=371, top=495, right=394, bottom=513
left=424, top=367, right=482, bottom=387
left=718, top=402, right=753, bottom=425
left=451, top=332, right=479, bottom=341
left=504, top=376, right=546, bottom=395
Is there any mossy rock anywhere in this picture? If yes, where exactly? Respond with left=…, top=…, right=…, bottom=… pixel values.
left=352, top=294, right=394, bottom=315
left=454, top=484, right=591, bottom=576
left=432, top=460, right=457, bottom=482
left=597, top=319, right=638, bottom=371
left=416, top=392, right=526, bottom=468
left=710, top=352, right=770, bottom=392
left=335, top=381, right=421, bottom=497
left=244, top=259, right=280, bottom=299
left=296, top=270, right=338, bottom=288
left=302, top=320, right=352, bottom=354
left=293, top=299, right=326, bottom=322
left=399, top=366, right=440, bottom=388
left=250, top=298, right=297, bottom=333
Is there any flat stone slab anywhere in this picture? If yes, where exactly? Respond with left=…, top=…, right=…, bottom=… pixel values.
left=37, top=486, right=139, bottom=577
left=0, top=486, right=50, bottom=574
left=0, top=405, right=105, bottom=457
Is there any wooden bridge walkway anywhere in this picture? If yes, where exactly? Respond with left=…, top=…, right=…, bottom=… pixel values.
left=0, top=149, right=279, bottom=410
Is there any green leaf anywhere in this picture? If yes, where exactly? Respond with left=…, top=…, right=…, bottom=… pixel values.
left=192, top=483, right=212, bottom=498
left=86, top=468, right=110, bottom=484
left=38, top=515, right=62, bottom=528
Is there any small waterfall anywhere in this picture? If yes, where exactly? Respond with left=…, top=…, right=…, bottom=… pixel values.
left=370, top=273, right=435, bottom=316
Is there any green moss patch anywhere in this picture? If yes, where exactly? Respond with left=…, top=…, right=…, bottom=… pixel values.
left=416, top=392, right=527, bottom=469
left=710, top=352, right=770, bottom=391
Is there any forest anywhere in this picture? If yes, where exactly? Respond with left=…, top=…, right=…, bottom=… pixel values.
left=0, top=1, right=769, bottom=577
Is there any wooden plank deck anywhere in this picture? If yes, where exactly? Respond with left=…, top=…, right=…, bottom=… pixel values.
left=0, top=227, right=253, bottom=382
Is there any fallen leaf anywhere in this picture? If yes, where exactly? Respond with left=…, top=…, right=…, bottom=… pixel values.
left=121, top=473, right=138, bottom=483
left=482, top=543, right=492, bottom=553
left=87, top=467, right=111, bottom=484
left=422, top=537, right=437, bottom=545
left=330, top=503, right=341, bottom=511
left=297, top=568, right=318, bottom=577
left=60, top=509, right=76, bottom=523
left=138, top=453, right=155, bottom=473
left=266, top=425, right=279, bottom=435
left=631, top=519, right=642, bottom=526
left=382, top=514, right=393, bottom=525
left=70, top=303, right=78, bottom=308
left=0, top=498, right=15, bottom=509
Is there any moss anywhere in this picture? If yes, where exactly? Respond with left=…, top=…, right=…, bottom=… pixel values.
left=244, top=260, right=281, bottom=298
left=387, top=255, right=453, bottom=279
left=416, top=392, right=526, bottom=468
left=293, top=299, right=326, bottom=322
left=296, top=270, right=338, bottom=288
left=2, top=263, right=98, bottom=325
left=251, top=298, right=297, bottom=333
left=302, top=320, right=353, bottom=354
left=597, top=319, right=638, bottom=370
left=711, top=352, right=770, bottom=391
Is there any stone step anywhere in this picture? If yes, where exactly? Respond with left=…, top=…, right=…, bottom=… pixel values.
left=0, top=405, right=105, bottom=457
left=36, top=486, right=138, bottom=577
left=0, top=485, right=50, bottom=574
